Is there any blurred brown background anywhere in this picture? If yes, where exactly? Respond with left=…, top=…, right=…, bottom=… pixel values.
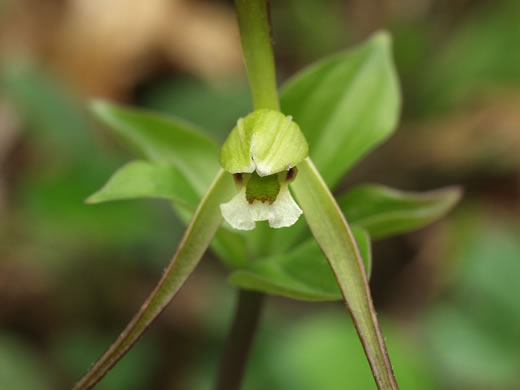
left=1, top=0, right=519, bottom=389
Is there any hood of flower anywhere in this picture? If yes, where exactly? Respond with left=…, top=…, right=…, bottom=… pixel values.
left=219, top=110, right=307, bottom=230
left=219, top=109, right=308, bottom=177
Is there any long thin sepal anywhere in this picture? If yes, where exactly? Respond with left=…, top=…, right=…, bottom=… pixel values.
left=73, top=170, right=234, bottom=389
left=291, top=158, right=399, bottom=390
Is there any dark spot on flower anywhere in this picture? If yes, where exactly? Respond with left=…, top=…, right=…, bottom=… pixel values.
left=233, top=173, right=243, bottom=185
left=286, top=167, right=298, bottom=183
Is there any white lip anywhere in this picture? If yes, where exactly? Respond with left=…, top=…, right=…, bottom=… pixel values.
left=220, top=184, right=302, bottom=231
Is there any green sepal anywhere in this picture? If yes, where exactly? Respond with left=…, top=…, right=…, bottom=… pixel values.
left=291, top=158, right=398, bottom=389
left=220, top=109, right=308, bottom=176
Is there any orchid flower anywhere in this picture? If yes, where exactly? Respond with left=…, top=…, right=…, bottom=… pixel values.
left=74, top=1, right=461, bottom=389
left=219, top=109, right=307, bottom=230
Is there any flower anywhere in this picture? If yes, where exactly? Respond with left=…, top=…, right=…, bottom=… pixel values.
left=219, top=109, right=308, bottom=230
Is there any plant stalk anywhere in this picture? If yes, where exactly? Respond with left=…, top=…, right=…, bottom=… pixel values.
left=215, top=290, right=264, bottom=390
left=214, top=2, right=276, bottom=389
left=235, top=0, right=279, bottom=111
left=235, top=0, right=280, bottom=258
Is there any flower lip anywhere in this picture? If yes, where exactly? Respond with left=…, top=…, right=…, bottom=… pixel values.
left=245, top=171, right=280, bottom=204
left=220, top=168, right=302, bottom=231
left=220, top=182, right=302, bottom=231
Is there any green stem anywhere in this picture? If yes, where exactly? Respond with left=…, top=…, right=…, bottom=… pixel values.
left=235, top=0, right=280, bottom=258
left=215, top=290, right=264, bottom=390
left=235, top=0, right=279, bottom=111
left=214, top=2, right=276, bottom=388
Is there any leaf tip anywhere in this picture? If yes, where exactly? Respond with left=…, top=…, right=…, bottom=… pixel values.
left=370, top=30, right=392, bottom=49
left=84, top=193, right=100, bottom=204
left=439, top=185, right=464, bottom=208
left=89, top=99, right=113, bottom=119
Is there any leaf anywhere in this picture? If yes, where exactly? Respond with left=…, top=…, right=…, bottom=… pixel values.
left=86, top=160, right=200, bottom=210
left=85, top=159, right=247, bottom=269
left=280, top=31, right=400, bottom=189
left=228, top=226, right=371, bottom=301
left=0, top=61, right=95, bottom=158
left=291, top=158, right=398, bottom=389
left=90, top=100, right=220, bottom=195
left=250, top=30, right=401, bottom=258
left=338, top=185, right=462, bottom=239
left=89, top=102, right=249, bottom=269
left=72, top=170, right=235, bottom=390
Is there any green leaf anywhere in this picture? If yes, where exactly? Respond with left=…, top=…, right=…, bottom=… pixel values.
left=84, top=158, right=247, bottom=270
left=228, top=226, right=371, bottom=301
left=251, top=30, right=401, bottom=258
left=72, top=170, right=235, bottom=390
left=338, top=185, right=462, bottom=239
left=0, top=61, right=95, bottom=158
left=291, top=158, right=398, bottom=389
left=86, top=160, right=200, bottom=210
left=280, top=31, right=400, bottom=189
left=90, top=100, right=220, bottom=195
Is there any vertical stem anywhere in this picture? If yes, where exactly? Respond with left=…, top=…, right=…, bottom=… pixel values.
left=215, top=290, right=264, bottom=390
left=235, top=0, right=279, bottom=111
left=215, top=2, right=272, bottom=389
left=235, top=0, right=279, bottom=258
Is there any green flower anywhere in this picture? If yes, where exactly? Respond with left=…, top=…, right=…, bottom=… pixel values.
left=219, top=109, right=307, bottom=230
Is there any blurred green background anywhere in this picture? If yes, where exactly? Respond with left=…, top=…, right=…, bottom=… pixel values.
left=1, top=0, right=519, bottom=389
